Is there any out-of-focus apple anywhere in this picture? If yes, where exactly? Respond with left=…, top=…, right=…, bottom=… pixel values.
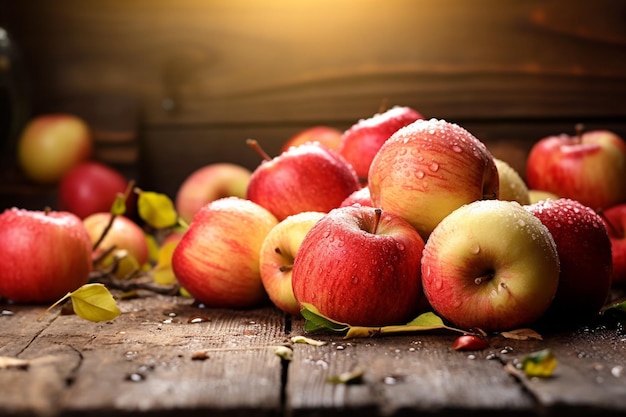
left=340, top=186, right=373, bottom=208
left=83, top=212, right=150, bottom=268
left=599, top=203, right=626, bottom=286
left=175, top=163, right=252, bottom=224
left=172, top=197, right=278, bottom=308
left=528, top=189, right=559, bottom=204
left=494, top=158, right=530, bottom=205
left=0, top=208, right=93, bottom=303
left=526, top=128, right=626, bottom=210
left=292, top=205, right=426, bottom=326
left=338, top=106, right=423, bottom=180
left=259, top=211, right=326, bottom=316
left=368, top=118, right=499, bottom=240
left=17, top=113, right=93, bottom=183
left=421, top=200, right=560, bottom=332
left=280, top=126, right=343, bottom=153
left=58, top=161, right=132, bottom=219
left=526, top=198, right=612, bottom=324
left=246, top=140, right=360, bottom=221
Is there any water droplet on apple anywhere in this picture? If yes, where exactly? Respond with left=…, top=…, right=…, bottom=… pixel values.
left=428, top=162, right=439, bottom=172
left=323, top=229, right=331, bottom=238
left=416, top=170, right=425, bottom=179
left=351, top=276, right=359, bottom=284
left=470, top=245, right=480, bottom=255
left=396, top=242, right=405, bottom=251
left=452, top=145, right=463, bottom=153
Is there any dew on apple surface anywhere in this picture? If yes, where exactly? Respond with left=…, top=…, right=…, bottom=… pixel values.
left=428, top=162, right=439, bottom=172
left=452, top=145, right=463, bottom=153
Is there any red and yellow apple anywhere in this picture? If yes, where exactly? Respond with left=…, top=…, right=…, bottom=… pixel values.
left=526, top=128, right=626, bottom=210
left=0, top=208, right=93, bottom=303
left=421, top=200, right=560, bottom=332
left=494, top=158, right=530, bottom=205
left=280, top=126, right=343, bottom=153
left=292, top=205, right=426, bottom=326
left=368, top=118, right=499, bottom=240
left=259, top=211, right=326, bottom=316
left=175, top=162, right=252, bottom=224
left=17, top=113, right=93, bottom=183
left=171, top=197, right=278, bottom=308
left=340, top=186, right=373, bottom=208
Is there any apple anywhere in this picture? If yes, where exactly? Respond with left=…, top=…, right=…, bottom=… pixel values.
left=494, top=158, right=530, bottom=205
left=599, top=203, right=626, bottom=286
left=259, top=211, right=326, bottom=316
left=526, top=127, right=626, bottom=210
left=171, top=197, right=278, bottom=308
left=338, top=106, right=424, bottom=180
left=528, top=189, right=559, bottom=204
left=526, top=198, right=612, bottom=324
left=280, top=126, right=343, bottom=153
left=421, top=200, right=560, bottom=332
left=291, top=205, right=426, bottom=326
left=175, top=162, right=252, bottom=224
left=17, top=113, right=93, bottom=184
left=0, top=208, right=93, bottom=303
left=246, top=140, right=360, bottom=221
left=58, top=161, right=132, bottom=219
left=83, top=212, right=150, bottom=268
left=368, top=118, right=499, bottom=240
left=340, top=186, right=373, bottom=208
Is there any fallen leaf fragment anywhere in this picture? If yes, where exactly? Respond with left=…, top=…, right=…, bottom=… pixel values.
left=0, top=356, right=29, bottom=370
left=274, top=345, right=293, bottom=361
left=501, top=328, right=543, bottom=341
left=327, top=368, right=365, bottom=384
left=290, top=335, right=327, bottom=346
left=521, top=348, right=558, bottom=378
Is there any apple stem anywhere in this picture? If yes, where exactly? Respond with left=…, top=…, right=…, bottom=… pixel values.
left=246, top=139, right=272, bottom=161
left=474, top=272, right=494, bottom=285
left=373, top=208, right=383, bottom=234
left=279, top=265, right=293, bottom=273
left=575, top=123, right=585, bottom=144
left=378, top=98, right=389, bottom=114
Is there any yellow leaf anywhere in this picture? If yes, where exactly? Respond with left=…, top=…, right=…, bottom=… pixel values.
left=521, top=349, right=558, bottom=378
left=153, top=267, right=178, bottom=285
left=145, top=234, right=160, bottom=264
left=137, top=191, right=179, bottom=229
left=110, top=193, right=128, bottom=216
left=157, top=240, right=179, bottom=269
left=70, top=283, right=121, bottom=322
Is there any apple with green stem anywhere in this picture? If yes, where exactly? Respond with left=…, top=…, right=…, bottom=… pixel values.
left=526, top=125, right=626, bottom=210
left=368, top=118, right=499, bottom=240
left=292, top=205, right=426, bottom=326
left=259, top=211, right=326, bottom=316
left=175, top=162, right=252, bottom=224
left=0, top=208, right=93, bottom=303
left=526, top=198, right=612, bottom=324
left=246, top=140, right=360, bottom=221
left=421, top=200, right=560, bottom=332
left=172, top=197, right=278, bottom=308
left=599, top=203, right=626, bottom=286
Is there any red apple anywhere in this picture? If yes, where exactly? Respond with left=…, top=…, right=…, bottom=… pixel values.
left=338, top=106, right=424, bottom=180
left=259, top=211, right=326, bottom=316
left=175, top=162, right=252, bottom=224
left=599, top=203, right=626, bottom=286
left=246, top=141, right=360, bottom=221
left=280, top=126, right=343, bottom=153
left=526, top=128, right=626, bottom=210
left=0, top=208, right=93, bottom=303
left=526, top=198, right=612, bottom=324
left=17, top=113, right=93, bottom=183
left=292, top=205, right=426, bottom=326
left=368, top=118, right=499, bottom=240
left=421, top=200, right=560, bottom=332
left=340, top=186, right=373, bottom=208
left=58, top=161, right=132, bottom=219
left=172, top=197, right=278, bottom=308
left=83, top=212, right=150, bottom=267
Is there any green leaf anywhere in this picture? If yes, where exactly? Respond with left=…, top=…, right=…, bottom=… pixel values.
left=137, top=191, right=179, bottom=229
left=601, top=299, right=626, bottom=316
left=300, top=303, right=350, bottom=332
left=520, top=349, right=558, bottom=378
left=110, top=192, right=128, bottom=216
left=69, top=283, right=121, bottom=322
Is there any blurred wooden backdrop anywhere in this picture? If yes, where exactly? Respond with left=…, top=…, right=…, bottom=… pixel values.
left=1, top=0, right=625, bottom=206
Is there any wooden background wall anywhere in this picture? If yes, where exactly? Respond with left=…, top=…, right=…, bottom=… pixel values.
left=1, top=0, right=626, bottom=207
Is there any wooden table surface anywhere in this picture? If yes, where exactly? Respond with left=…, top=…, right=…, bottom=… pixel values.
left=2, top=291, right=626, bottom=417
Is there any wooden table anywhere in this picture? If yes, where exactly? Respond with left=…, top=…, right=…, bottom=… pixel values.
left=2, top=292, right=626, bottom=417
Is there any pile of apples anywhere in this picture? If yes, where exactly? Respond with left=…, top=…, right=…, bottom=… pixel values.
left=2, top=107, right=626, bottom=335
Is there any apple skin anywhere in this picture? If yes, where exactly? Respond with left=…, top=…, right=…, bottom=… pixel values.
left=528, top=189, right=559, bottom=204
left=17, top=113, right=93, bottom=184
left=0, top=208, right=93, bottom=303
left=526, top=130, right=626, bottom=210
left=526, top=198, right=612, bottom=324
left=83, top=212, right=150, bottom=267
left=421, top=200, right=560, bottom=332
left=368, top=118, right=499, bottom=241
left=340, top=186, right=373, bottom=208
left=175, top=163, right=252, bottom=224
left=494, top=158, right=530, bottom=205
left=292, top=205, right=426, bottom=326
left=58, top=161, right=131, bottom=219
left=600, top=203, right=626, bottom=286
left=338, top=106, right=424, bottom=180
left=247, top=142, right=360, bottom=221
left=172, top=197, right=278, bottom=308
left=280, top=126, right=343, bottom=153
left=259, top=211, right=326, bottom=316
